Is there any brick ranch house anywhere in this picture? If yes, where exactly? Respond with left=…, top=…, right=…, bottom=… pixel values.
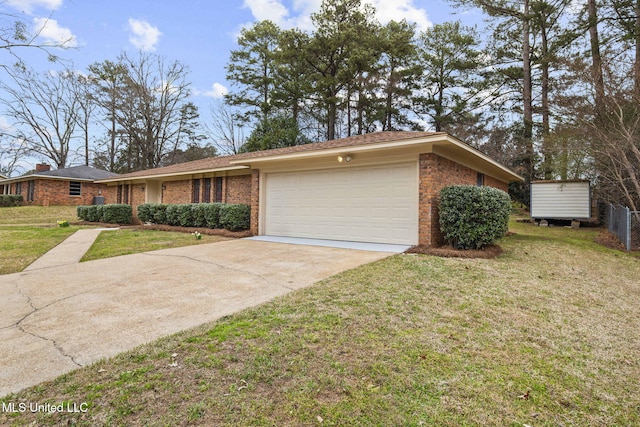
left=97, top=131, right=523, bottom=247
left=0, top=164, right=117, bottom=206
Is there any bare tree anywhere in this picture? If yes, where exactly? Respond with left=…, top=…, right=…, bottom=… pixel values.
left=0, top=132, right=28, bottom=176
left=1, top=11, right=74, bottom=72
left=67, top=71, right=97, bottom=166
left=205, top=99, right=246, bottom=155
left=91, top=52, right=196, bottom=172
left=590, top=93, right=640, bottom=210
left=0, top=66, right=79, bottom=168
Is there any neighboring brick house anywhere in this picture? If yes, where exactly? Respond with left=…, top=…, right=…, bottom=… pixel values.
left=97, top=131, right=523, bottom=247
left=0, top=164, right=118, bottom=206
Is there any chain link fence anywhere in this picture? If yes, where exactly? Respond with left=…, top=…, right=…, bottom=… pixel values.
left=606, top=204, right=640, bottom=251
left=632, top=211, right=640, bottom=251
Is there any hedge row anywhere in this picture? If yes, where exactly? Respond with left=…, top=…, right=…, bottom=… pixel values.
left=77, top=204, right=133, bottom=224
left=439, top=185, right=511, bottom=250
left=137, top=203, right=250, bottom=232
left=0, top=195, right=23, bottom=207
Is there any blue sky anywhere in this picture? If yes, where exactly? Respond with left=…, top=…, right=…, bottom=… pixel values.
left=4, top=0, right=482, bottom=105
left=1, top=0, right=484, bottom=172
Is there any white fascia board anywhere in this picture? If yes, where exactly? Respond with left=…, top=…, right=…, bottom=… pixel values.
left=96, top=165, right=251, bottom=183
left=0, top=174, right=96, bottom=184
left=444, top=135, right=524, bottom=182
left=229, top=135, right=446, bottom=165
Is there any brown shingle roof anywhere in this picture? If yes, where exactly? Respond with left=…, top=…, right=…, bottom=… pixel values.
left=105, top=131, right=443, bottom=181
left=238, top=131, right=442, bottom=159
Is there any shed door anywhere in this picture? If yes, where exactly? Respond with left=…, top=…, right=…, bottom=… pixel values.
left=264, top=162, right=418, bottom=245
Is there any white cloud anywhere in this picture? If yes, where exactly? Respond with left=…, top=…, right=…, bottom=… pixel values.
left=33, top=17, right=77, bottom=47
left=243, top=0, right=290, bottom=24
left=242, top=0, right=430, bottom=32
left=203, top=83, right=229, bottom=99
left=128, top=18, right=162, bottom=51
left=370, top=0, right=431, bottom=31
left=5, top=0, right=63, bottom=14
left=0, top=116, right=14, bottom=133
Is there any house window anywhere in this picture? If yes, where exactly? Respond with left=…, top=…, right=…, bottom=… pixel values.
left=203, top=178, right=212, bottom=203
left=215, top=177, right=223, bottom=203
left=27, top=180, right=35, bottom=202
left=192, top=179, right=201, bottom=203
left=477, top=172, right=485, bottom=187
left=117, top=184, right=130, bottom=204
left=69, top=181, right=82, bottom=196
left=15, top=182, right=22, bottom=195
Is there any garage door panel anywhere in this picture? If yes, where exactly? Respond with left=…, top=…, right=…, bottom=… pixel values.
left=265, top=163, right=418, bottom=245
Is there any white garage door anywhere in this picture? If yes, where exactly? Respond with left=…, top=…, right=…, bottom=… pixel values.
left=264, top=162, right=418, bottom=245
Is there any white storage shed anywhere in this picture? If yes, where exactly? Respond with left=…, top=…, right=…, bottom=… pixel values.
left=530, top=180, right=591, bottom=220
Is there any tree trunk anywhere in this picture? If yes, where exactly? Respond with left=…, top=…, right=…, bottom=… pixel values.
left=523, top=0, right=534, bottom=182
left=635, top=0, right=640, bottom=94
left=588, top=0, right=605, bottom=115
left=540, top=8, right=552, bottom=179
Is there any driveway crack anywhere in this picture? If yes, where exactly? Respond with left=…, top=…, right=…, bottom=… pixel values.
left=143, top=252, right=296, bottom=291
left=6, top=282, right=82, bottom=367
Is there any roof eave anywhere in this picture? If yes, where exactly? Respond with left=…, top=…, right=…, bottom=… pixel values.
left=96, top=165, right=251, bottom=183
left=443, top=134, right=524, bottom=182
left=0, top=174, right=100, bottom=184
left=229, top=134, right=524, bottom=183
left=229, top=134, right=449, bottom=165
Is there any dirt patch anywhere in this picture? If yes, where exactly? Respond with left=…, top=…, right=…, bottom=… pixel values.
left=73, top=221, right=253, bottom=238
left=594, top=229, right=627, bottom=251
left=405, top=244, right=503, bottom=259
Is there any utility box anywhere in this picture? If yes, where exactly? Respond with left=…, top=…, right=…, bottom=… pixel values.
left=92, top=196, right=105, bottom=205
left=530, top=180, right=591, bottom=220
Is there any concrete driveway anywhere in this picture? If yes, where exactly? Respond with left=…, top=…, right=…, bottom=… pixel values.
left=0, top=239, right=392, bottom=396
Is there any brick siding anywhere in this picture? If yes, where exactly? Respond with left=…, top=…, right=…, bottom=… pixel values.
left=250, top=170, right=260, bottom=235
left=418, top=153, right=507, bottom=246
left=17, top=179, right=108, bottom=206
left=225, top=175, right=252, bottom=204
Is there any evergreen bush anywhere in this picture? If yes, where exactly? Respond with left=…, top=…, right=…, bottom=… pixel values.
left=0, top=195, right=23, bottom=207
left=439, top=185, right=511, bottom=250
left=219, top=204, right=251, bottom=231
left=204, top=203, right=223, bottom=229
left=101, top=204, right=132, bottom=224
left=137, top=203, right=154, bottom=223
left=164, top=204, right=181, bottom=226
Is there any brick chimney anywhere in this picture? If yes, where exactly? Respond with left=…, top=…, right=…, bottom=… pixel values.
left=35, top=164, right=51, bottom=172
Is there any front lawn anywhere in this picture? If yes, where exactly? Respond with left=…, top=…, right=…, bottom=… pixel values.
left=80, top=229, right=229, bottom=261
left=1, top=221, right=638, bottom=426
left=0, top=207, right=232, bottom=274
left=0, top=226, right=78, bottom=274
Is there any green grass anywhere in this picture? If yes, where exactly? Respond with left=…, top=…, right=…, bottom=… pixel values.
left=0, top=206, right=80, bottom=274
left=0, top=226, right=78, bottom=274
left=81, top=229, right=229, bottom=261
left=0, top=205, right=78, bottom=225
left=0, top=206, right=231, bottom=273
left=1, top=221, right=639, bottom=426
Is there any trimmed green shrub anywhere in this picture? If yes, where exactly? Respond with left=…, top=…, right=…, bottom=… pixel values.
left=177, top=204, right=194, bottom=227
left=165, top=204, right=181, bottom=226
left=0, top=195, right=23, bottom=207
left=152, top=204, right=168, bottom=224
left=219, top=204, right=251, bottom=231
left=192, top=204, right=208, bottom=228
left=204, top=203, right=223, bottom=229
left=86, top=205, right=101, bottom=222
left=101, top=204, right=132, bottom=224
left=137, top=203, right=154, bottom=223
left=76, top=205, right=89, bottom=221
left=439, top=185, right=511, bottom=250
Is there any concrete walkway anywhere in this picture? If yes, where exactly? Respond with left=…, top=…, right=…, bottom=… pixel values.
left=25, top=228, right=119, bottom=271
left=0, top=233, right=393, bottom=396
